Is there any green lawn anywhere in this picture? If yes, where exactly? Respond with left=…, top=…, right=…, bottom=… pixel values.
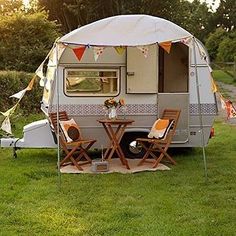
left=0, top=117, right=236, bottom=235
left=212, top=70, right=236, bottom=85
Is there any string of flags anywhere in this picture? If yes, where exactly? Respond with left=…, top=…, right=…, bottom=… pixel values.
left=211, top=75, right=236, bottom=119
left=0, top=76, right=36, bottom=134
left=69, top=40, right=174, bottom=62
left=1, top=36, right=235, bottom=135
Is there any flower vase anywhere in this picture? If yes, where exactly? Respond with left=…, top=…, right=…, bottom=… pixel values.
left=108, top=107, right=117, bottom=119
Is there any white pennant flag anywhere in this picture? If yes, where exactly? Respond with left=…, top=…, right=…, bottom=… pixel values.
left=10, top=88, right=27, bottom=100
left=0, top=104, right=18, bottom=117
left=58, top=43, right=66, bottom=59
left=35, top=61, right=44, bottom=80
left=39, top=77, right=46, bottom=87
left=220, top=96, right=226, bottom=110
left=181, top=37, right=192, bottom=46
left=137, top=46, right=149, bottom=58
left=93, top=47, right=105, bottom=61
left=1, top=116, right=12, bottom=134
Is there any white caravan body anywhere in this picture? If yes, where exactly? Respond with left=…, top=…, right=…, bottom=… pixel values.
left=1, top=15, right=217, bottom=157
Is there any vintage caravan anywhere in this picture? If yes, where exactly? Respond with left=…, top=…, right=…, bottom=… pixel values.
left=1, top=15, right=217, bottom=158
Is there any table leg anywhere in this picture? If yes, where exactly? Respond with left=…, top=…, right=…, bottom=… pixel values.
left=107, top=124, right=130, bottom=169
left=102, top=123, right=130, bottom=169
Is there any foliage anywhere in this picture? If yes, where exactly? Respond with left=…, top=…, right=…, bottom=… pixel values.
left=206, top=28, right=236, bottom=62
left=0, top=0, right=24, bottom=16
left=0, top=71, right=42, bottom=114
left=0, top=119, right=236, bottom=235
left=0, top=11, right=60, bottom=72
left=217, top=31, right=236, bottom=62
left=212, top=0, right=236, bottom=31
left=205, top=28, right=227, bottom=61
left=37, top=0, right=78, bottom=33
left=179, top=0, right=214, bottom=42
left=37, top=0, right=214, bottom=41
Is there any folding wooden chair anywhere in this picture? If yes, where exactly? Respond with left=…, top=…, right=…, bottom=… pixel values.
left=137, top=109, right=181, bottom=168
left=49, top=111, right=96, bottom=171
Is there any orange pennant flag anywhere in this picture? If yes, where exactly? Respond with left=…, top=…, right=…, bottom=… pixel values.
left=73, top=46, right=86, bottom=61
left=159, top=41, right=172, bottom=53
left=225, top=100, right=236, bottom=119
left=26, top=76, right=36, bottom=91
left=210, top=76, right=218, bottom=93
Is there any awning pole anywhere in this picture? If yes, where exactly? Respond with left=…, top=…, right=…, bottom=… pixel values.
left=192, top=37, right=208, bottom=181
left=55, top=42, right=62, bottom=189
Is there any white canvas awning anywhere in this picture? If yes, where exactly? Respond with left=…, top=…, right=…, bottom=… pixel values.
left=58, top=15, right=192, bottom=46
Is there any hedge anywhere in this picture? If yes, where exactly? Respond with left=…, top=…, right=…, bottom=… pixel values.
left=0, top=71, right=43, bottom=114
left=0, top=12, right=60, bottom=72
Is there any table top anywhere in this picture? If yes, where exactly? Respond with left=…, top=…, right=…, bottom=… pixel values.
left=97, top=119, right=134, bottom=124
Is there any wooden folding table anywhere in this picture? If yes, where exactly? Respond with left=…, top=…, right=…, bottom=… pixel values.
left=97, top=119, right=134, bottom=169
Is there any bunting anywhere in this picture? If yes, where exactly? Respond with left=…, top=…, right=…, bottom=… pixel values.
left=0, top=104, right=18, bottom=117
left=207, top=74, right=236, bottom=120
left=1, top=116, right=12, bottom=134
left=225, top=100, right=236, bottom=119
left=0, top=75, right=36, bottom=134
left=219, top=93, right=226, bottom=110
left=217, top=91, right=236, bottom=119
left=211, top=76, right=218, bottom=93
left=0, top=104, right=18, bottom=134
left=73, top=46, right=86, bottom=61
left=26, top=76, right=36, bottom=91
left=181, top=37, right=192, bottom=46
left=196, top=40, right=207, bottom=60
left=93, top=47, right=105, bottom=61
left=35, top=61, right=44, bottom=80
left=137, top=46, right=149, bottom=58
left=57, top=43, right=66, bottom=60
left=10, top=89, right=27, bottom=100
left=114, top=46, right=125, bottom=55
left=159, top=41, right=172, bottom=53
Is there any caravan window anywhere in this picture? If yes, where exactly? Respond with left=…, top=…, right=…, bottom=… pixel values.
left=64, top=68, right=119, bottom=96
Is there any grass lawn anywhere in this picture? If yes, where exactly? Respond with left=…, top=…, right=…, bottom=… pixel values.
left=0, top=116, right=236, bottom=235
left=212, top=70, right=236, bottom=85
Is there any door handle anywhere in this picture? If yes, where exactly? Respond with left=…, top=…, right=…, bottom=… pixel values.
left=127, top=72, right=135, bottom=76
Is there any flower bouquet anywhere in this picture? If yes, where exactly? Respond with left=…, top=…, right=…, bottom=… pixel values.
left=104, top=98, right=125, bottom=119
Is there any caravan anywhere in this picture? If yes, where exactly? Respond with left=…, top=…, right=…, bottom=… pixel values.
left=1, top=15, right=217, bottom=158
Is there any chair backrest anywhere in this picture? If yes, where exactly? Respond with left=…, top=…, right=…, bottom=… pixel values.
left=161, top=109, right=181, bottom=136
left=49, top=111, right=69, bottom=133
left=49, top=111, right=84, bottom=143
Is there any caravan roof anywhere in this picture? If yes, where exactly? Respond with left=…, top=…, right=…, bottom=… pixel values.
left=58, top=15, right=192, bottom=46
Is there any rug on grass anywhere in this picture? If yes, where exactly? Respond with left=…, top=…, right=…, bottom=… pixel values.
left=60, top=158, right=170, bottom=174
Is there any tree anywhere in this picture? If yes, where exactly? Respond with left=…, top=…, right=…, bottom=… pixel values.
left=0, top=0, right=24, bottom=15
left=178, top=0, right=214, bottom=42
left=205, top=28, right=227, bottom=61
left=213, top=0, right=236, bottom=31
left=217, top=31, right=236, bottom=62
left=37, top=0, right=215, bottom=41
left=37, top=0, right=78, bottom=33
left=0, top=11, right=60, bottom=72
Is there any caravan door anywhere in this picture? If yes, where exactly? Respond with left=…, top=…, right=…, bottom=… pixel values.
left=158, top=42, right=189, bottom=143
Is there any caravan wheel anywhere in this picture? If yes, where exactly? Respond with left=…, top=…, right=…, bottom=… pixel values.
left=120, top=132, right=148, bottom=159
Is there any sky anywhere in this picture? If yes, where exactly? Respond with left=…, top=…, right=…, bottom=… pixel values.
left=23, top=0, right=30, bottom=8
left=199, top=0, right=220, bottom=11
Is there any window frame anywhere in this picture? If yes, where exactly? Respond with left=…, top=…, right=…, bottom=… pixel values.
left=63, top=67, right=121, bottom=97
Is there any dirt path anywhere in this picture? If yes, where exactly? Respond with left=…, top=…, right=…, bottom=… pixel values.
left=216, top=81, right=236, bottom=125
left=217, top=81, right=236, bottom=102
